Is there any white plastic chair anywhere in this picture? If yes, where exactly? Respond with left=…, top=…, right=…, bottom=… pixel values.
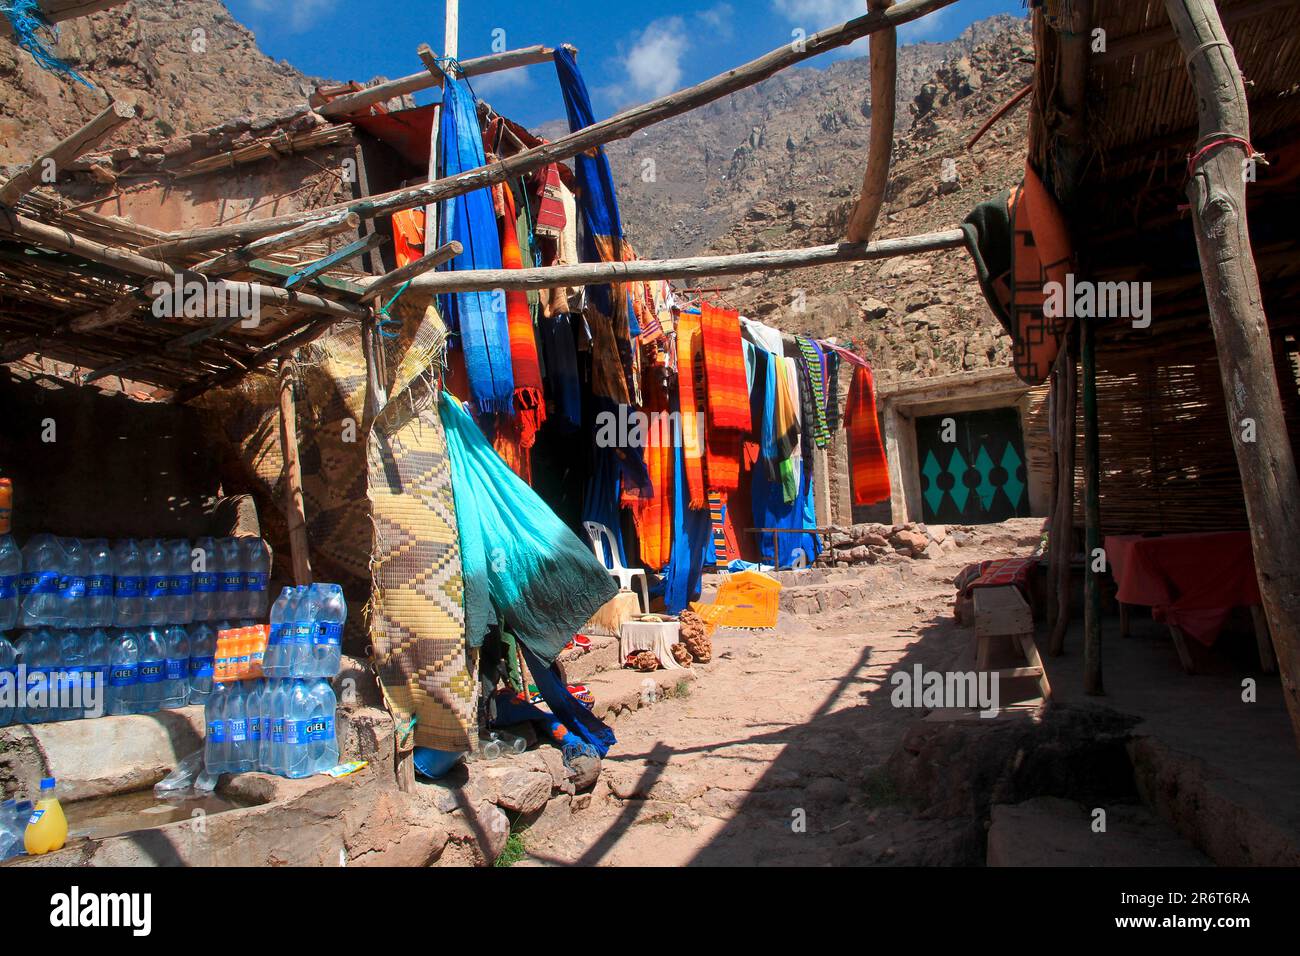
left=583, top=520, right=650, bottom=613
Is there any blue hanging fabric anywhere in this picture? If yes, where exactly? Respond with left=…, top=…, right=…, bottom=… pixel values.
left=664, top=393, right=712, bottom=613
left=1, top=1, right=94, bottom=87
left=436, top=75, right=514, bottom=415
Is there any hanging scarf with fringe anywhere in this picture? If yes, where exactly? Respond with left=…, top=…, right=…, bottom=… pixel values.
left=496, top=182, right=546, bottom=474
left=675, top=312, right=707, bottom=510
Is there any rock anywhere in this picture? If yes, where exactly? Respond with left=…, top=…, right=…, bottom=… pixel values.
left=890, top=529, right=928, bottom=553
left=477, top=767, right=552, bottom=815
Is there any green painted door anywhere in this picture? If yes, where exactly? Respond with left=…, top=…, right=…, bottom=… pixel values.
left=915, top=407, right=1030, bottom=524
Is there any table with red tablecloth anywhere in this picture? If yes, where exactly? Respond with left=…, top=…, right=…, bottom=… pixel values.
left=1104, top=531, right=1261, bottom=648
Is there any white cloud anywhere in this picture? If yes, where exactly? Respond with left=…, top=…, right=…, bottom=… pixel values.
left=696, top=3, right=737, bottom=43
left=624, top=17, right=690, bottom=99
left=249, top=0, right=337, bottom=32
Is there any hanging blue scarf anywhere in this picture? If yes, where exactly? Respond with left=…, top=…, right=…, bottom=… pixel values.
left=664, top=392, right=712, bottom=612
left=436, top=76, right=514, bottom=415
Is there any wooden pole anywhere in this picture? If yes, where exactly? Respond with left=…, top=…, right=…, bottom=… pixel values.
left=1166, top=0, right=1300, bottom=747
left=283, top=232, right=388, bottom=291
left=278, top=359, right=313, bottom=585
left=845, top=0, right=895, bottom=243
left=359, top=239, right=462, bottom=303
left=190, top=211, right=360, bottom=277
left=0, top=101, right=136, bottom=204
left=419, top=43, right=444, bottom=257
left=381, top=228, right=967, bottom=293
left=316, top=44, right=552, bottom=118
left=140, top=0, right=960, bottom=257
left=1081, top=318, right=1103, bottom=694
left=1048, top=333, right=1077, bottom=656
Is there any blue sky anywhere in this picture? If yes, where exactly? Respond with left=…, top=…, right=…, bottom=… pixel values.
left=226, top=0, right=1026, bottom=127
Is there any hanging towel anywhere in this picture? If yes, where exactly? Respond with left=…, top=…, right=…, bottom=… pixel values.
left=499, top=183, right=546, bottom=452
left=437, top=76, right=514, bottom=415
left=664, top=394, right=713, bottom=614
left=391, top=208, right=425, bottom=267
left=699, top=304, right=752, bottom=432
left=554, top=47, right=637, bottom=404
left=626, top=370, right=674, bottom=572
left=675, top=312, right=707, bottom=509
left=824, top=348, right=842, bottom=433
left=843, top=364, right=891, bottom=506
left=441, top=391, right=616, bottom=664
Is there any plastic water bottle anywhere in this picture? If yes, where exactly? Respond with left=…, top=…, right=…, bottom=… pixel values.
left=161, top=624, right=190, bottom=709
left=245, top=679, right=265, bottom=770
left=290, top=585, right=313, bottom=678
left=187, top=621, right=216, bottom=704
left=204, top=682, right=230, bottom=775
left=142, top=539, right=170, bottom=627
left=264, top=587, right=294, bottom=679
left=283, top=679, right=312, bottom=778
left=16, top=629, right=58, bottom=723
left=0, top=634, right=18, bottom=727
left=310, top=584, right=347, bottom=679
left=0, top=534, right=21, bottom=631
left=265, top=679, right=288, bottom=775
left=112, top=539, right=145, bottom=628
left=307, top=678, right=338, bottom=774
left=167, top=539, right=193, bottom=625
left=134, top=625, right=167, bottom=714
left=20, top=534, right=66, bottom=628
left=241, top=538, right=270, bottom=620
left=82, top=628, right=110, bottom=719
left=192, top=537, right=218, bottom=623
left=60, top=538, right=88, bottom=630
left=217, top=539, right=244, bottom=620
left=225, top=681, right=255, bottom=773
left=107, top=629, right=140, bottom=716
left=56, top=630, right=86, bottom=722
left=83, top=539, right=114, bottom=628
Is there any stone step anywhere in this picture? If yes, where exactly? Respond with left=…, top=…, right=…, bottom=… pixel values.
left=986, top=796, right=1210, bottom=866
left=556, top=633, right=621, bottom=685
left=582, top=664, right=699, bottom=721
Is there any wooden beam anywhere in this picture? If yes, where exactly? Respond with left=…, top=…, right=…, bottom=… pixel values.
left=190, top=211, right=360, bottom=277
left=62, top=289, right=148, bottom=334
left=278, top=359, right=313, bottom=585
left=1166, top=0, right=1300, bottom=748
left=0, top=101, right=136, bottom=204
left=0, top=207, right=368, bottom=321
left=359, top=239, right=462, bottom=303
left=845, top=0, right=896, bottom=244
left=386, top=228, right=967, bottom=293
left=283, top=232, right=388, bottom=291
left=316, top=44, right=553, bottom=118
left=0, top=0, right=128, bottom=36
left=1048, top=334, right=1077, bottom=657
left=176, top=314, right=334, bottom=401
left=1081, top=318, right=1103, bottom=694
left=142, top=0, right=959, bottom=257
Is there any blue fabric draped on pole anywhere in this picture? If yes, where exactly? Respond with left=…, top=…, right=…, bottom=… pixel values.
left=436, top=76, right=514, bottom=415
left=441, top=392, right=616, bottom=664
left=664, top=394, right=712, bottom=612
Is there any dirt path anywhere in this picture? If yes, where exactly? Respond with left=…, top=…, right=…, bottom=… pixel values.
left=520, top=520, right=1042, bottom=866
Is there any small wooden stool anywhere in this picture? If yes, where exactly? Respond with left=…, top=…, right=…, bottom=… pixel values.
left=973, top=585, right=1052, bottom=701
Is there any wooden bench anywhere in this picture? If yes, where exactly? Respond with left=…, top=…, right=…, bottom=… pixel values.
left=973, top=585, right=1052, bottom=701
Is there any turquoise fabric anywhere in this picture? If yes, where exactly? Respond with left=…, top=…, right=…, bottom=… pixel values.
left=441, top=392, right=617, bottom=664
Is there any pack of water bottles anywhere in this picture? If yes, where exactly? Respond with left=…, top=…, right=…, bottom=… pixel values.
left=264, top=583, right=347, bottom=680
left=0, top=619, right=230, bottom=727
left=0, top=533, right=271, bottom=631
left=204, top=678, right=339, bottom=778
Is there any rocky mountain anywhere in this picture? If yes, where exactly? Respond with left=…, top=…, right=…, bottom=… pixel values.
left=0, top=0, right=319, bottom=165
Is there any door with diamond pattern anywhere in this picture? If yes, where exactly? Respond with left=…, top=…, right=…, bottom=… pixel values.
left=915, top=407, right=1030, bottom=524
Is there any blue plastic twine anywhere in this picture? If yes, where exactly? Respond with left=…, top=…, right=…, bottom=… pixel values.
left=1, top=0, right=95, bottom=88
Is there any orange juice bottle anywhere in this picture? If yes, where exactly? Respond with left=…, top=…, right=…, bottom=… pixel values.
left=24, top=777, right=67, bottom=855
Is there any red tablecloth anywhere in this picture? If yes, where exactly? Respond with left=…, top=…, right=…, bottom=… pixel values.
left=1104, top=532, right=1260, bottom=646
